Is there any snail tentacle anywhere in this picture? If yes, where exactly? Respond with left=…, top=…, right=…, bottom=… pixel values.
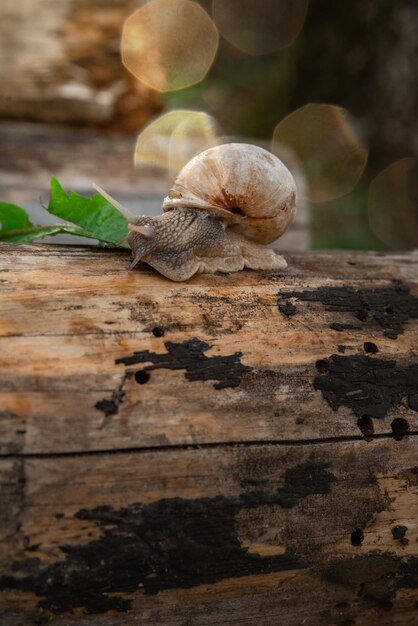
left=128, top=223, right=154, bottom=239
left=92, top=183, right=136, bottom=222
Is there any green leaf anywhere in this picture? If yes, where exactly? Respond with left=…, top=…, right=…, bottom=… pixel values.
left=47, top=177, right=129, bottom=245
left=0, top=202, right=33, bottom=232
left=0, top=224, right=93, bottom=243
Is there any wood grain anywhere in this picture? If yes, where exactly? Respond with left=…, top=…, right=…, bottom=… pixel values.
left=0, top=440, right=417, bottom=624
left=0, top=245, right=416, bottom=455
left=0, top=244, right=417, bottom=624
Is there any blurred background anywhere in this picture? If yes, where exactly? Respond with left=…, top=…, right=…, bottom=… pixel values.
left=0, top=0, right=417, bottom=250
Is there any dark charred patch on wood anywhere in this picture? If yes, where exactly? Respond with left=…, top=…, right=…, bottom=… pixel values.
left=408, top=394, right=418, bottom=411
left=238, top=461, right=337, bottom=511
left=278, top=285, right=418, bottom=337
left=0, top=481, right=317, bottom=614
left=330, top=322, right=362, bottom=332
left=279, top=301, right=296, bottom=316
left=94, top=397, right=121, bottom=416
left=236, top=456, right=389, bottom=559
left=337, top=345, right=346, bottom=353
left=322, top=555, right=418, bottom=607
left=315, top=359, right=329, bottom=374
left=94, top=372, right=133, bottom=420
left=314, top=354, right=418, bottom=419
left=115, top=338, right=252, bottom=390
left=279, top=462, right=337, bottom=506
left=391, top=525, right=409, bottom=545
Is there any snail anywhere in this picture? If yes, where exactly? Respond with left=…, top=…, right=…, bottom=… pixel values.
left=94, top=143, right=297, bottom=281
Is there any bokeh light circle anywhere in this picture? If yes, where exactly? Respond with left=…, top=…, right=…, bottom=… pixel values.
left=368, top=158, right=418, bottom=250
left=134, top=110, right=221, bottom=178
left=272, top=104, right=368, bottom=202
left=122, top=0, right=219, bottom=92
left=212, top=0, right=309, bottom=56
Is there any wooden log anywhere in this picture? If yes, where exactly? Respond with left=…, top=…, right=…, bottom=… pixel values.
left=0, top=0, right=162, bottom=129
left=0, top=244, right=417, bottom=625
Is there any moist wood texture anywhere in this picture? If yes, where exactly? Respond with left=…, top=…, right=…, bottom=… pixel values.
left=0, top=244, right=417, bottom=625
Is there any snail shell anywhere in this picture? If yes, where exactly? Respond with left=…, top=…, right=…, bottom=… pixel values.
left=95, top=143, right=297, bottom=280
left=162, top=143, right=297, bottom=244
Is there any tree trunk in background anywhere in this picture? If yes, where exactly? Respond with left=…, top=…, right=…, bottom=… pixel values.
left=196, top=0, right=417, bottom=176
left=293, top=0, right=418, bottom=175
left=0, top=0, right=162, bottom=130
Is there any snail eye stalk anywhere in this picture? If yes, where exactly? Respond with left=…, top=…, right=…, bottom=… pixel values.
left=128, top=224, right=154, bottom=239
left=92, top=183, right=136, bottom=222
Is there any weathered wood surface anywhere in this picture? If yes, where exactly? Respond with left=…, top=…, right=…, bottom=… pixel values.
left=0, top=244, right=417, bottom=625
left=0, top=122, right=310, bottom=250
left=0, top=0, right=161, bottom=128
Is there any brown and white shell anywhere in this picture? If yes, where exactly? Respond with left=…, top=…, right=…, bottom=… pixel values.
left=162, top=143, right=297, bottom=244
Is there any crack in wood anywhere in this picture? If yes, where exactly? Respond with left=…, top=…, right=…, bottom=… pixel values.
left=1, top=431, right=418, bottom=460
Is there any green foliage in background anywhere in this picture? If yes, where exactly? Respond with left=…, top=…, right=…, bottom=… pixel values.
left=0, top=178, right=129, bottom=246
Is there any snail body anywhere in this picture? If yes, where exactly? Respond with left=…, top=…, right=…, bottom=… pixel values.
left=97, top=143, right=297, bottom=281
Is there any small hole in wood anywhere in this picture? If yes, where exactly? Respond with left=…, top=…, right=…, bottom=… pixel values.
left=385, top=306, right=394, bottom=314
left=357, top=415, right=374, bottom=440
left=364, top=341, right=378, bottom=354
left=391, top=417, right=409, bottom=441
left=350, top=528, right=364, bottom=546
left=152, top=327, right=165, bottom=337
left=135, top=370, right=150, bottom=385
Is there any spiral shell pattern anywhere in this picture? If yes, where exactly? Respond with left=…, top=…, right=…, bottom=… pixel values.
left=162, top=143, right=297, bottom=244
